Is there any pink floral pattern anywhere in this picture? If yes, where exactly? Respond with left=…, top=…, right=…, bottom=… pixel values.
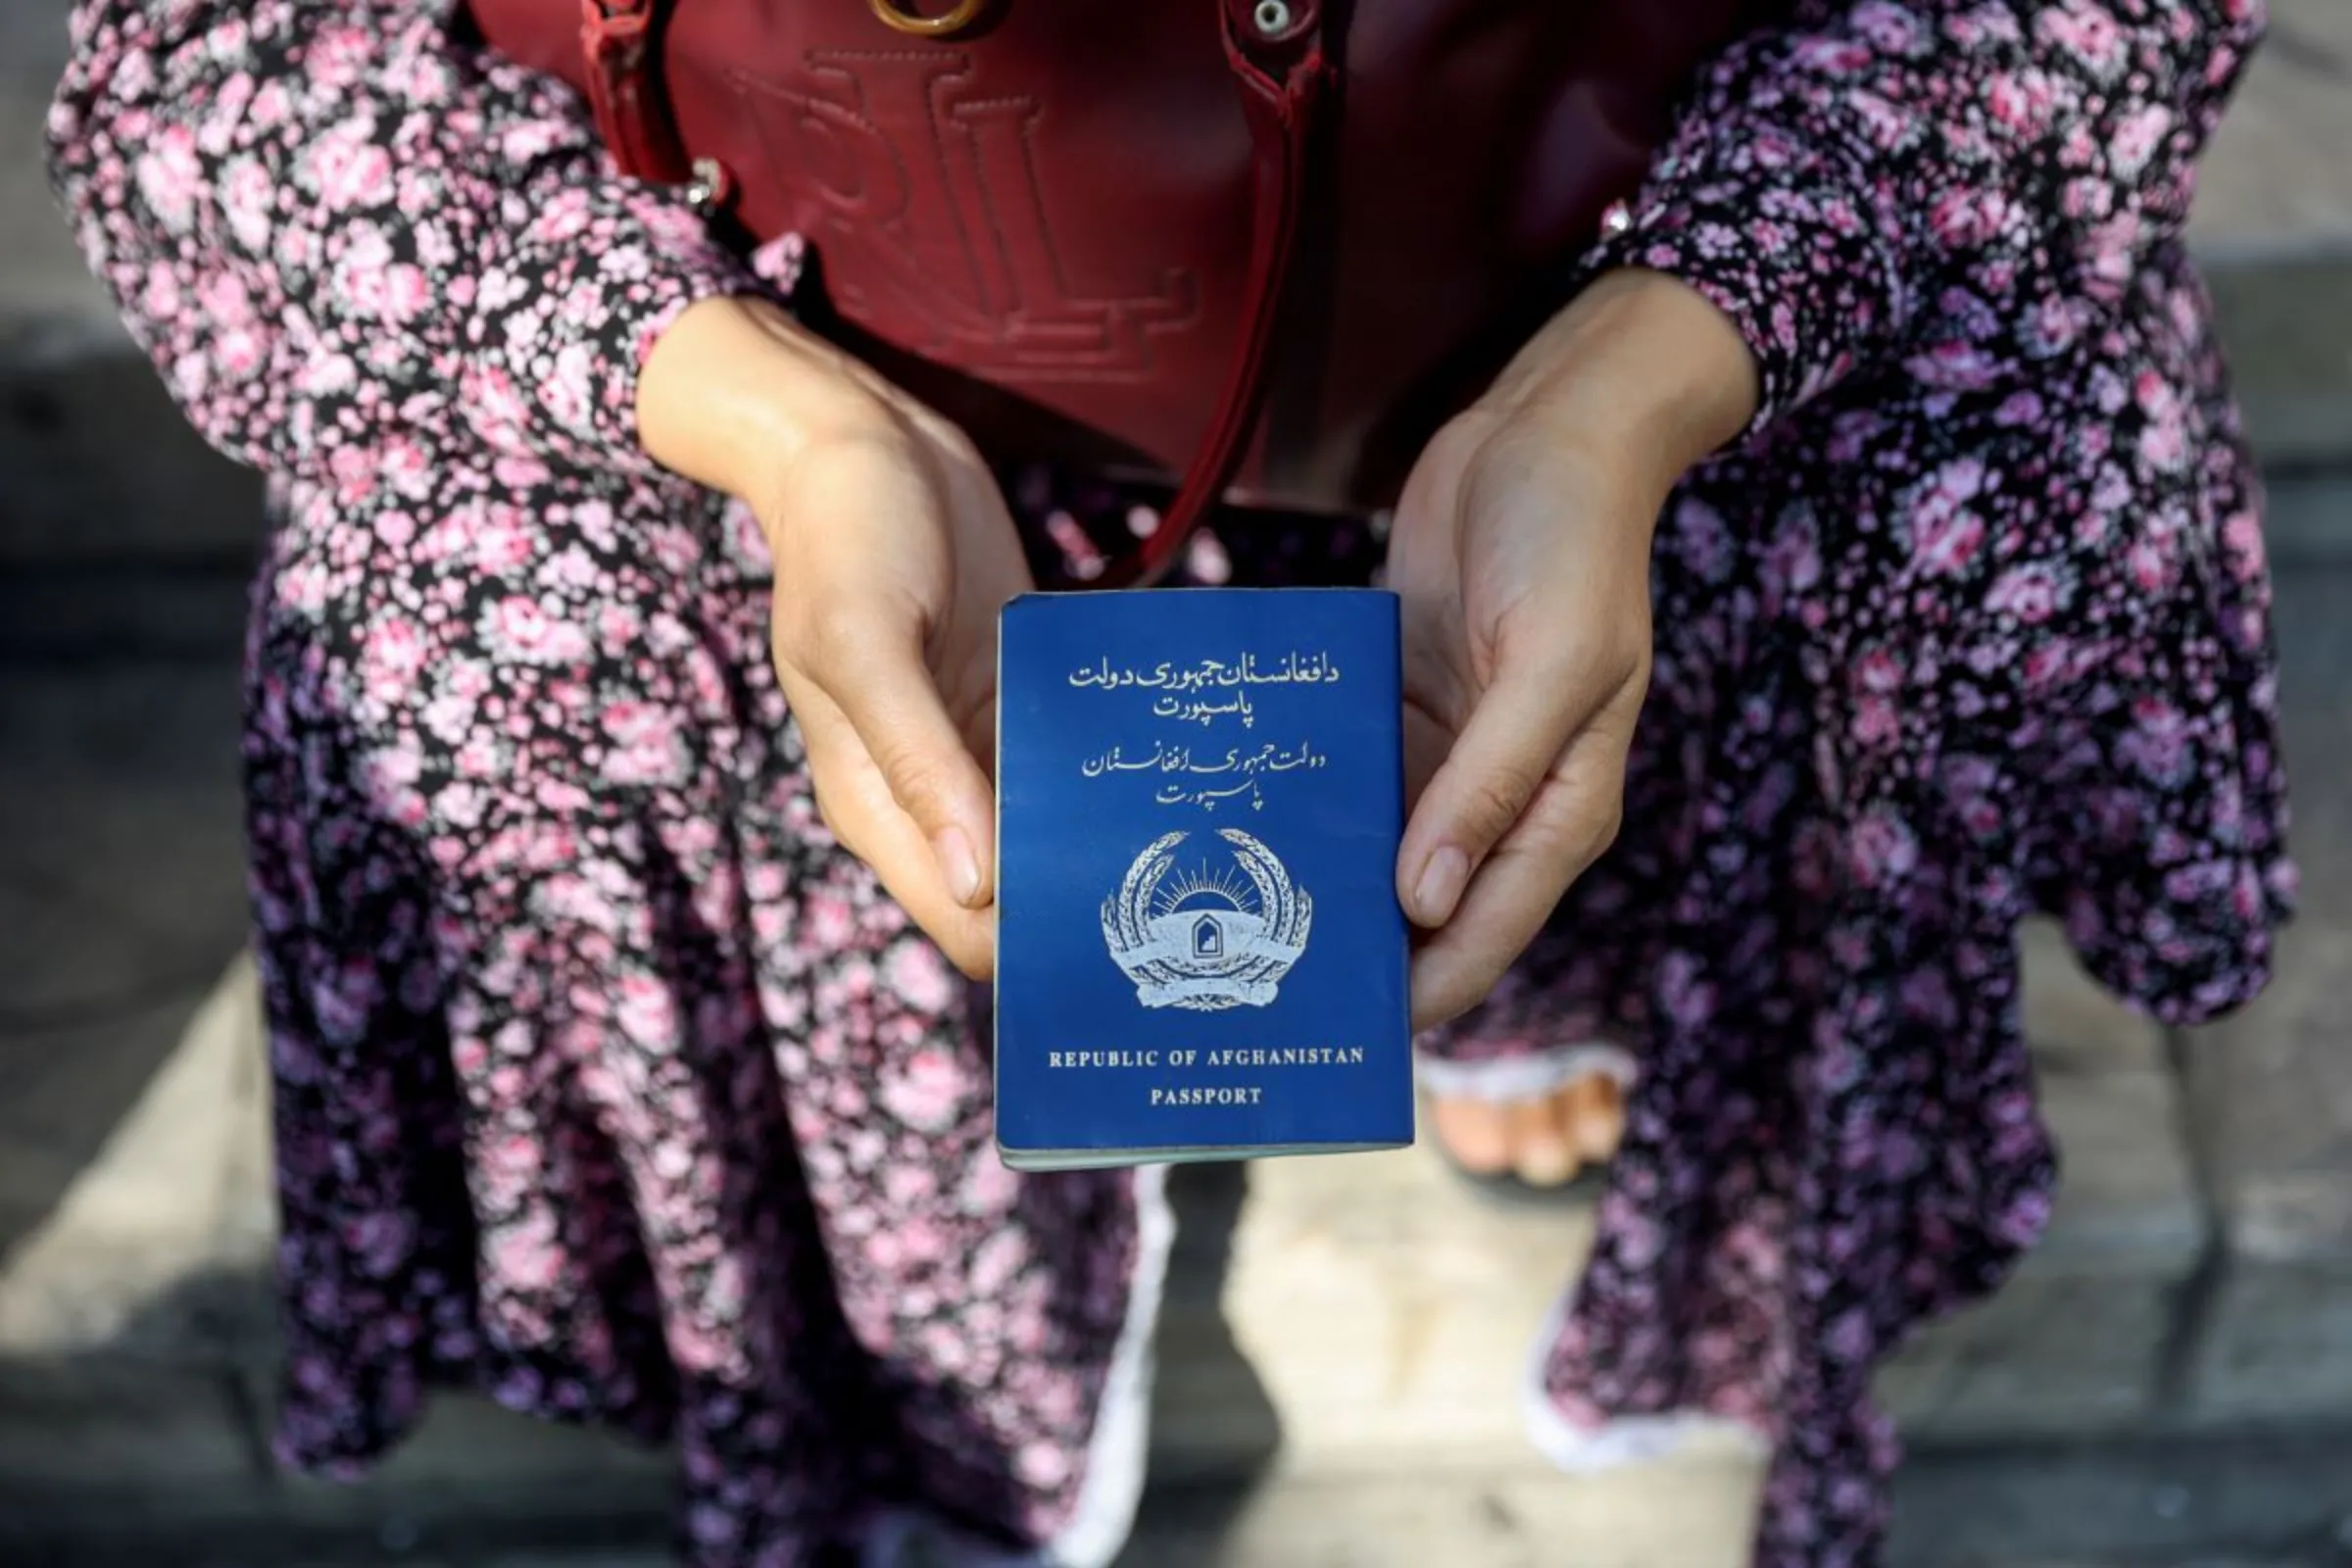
left=47, top=0, right=2289, bottom=1563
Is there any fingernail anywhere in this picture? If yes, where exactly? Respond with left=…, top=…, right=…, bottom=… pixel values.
left=934, top=826, right=982, bottom=906
left=1411, top=845, right=1468, bottom=924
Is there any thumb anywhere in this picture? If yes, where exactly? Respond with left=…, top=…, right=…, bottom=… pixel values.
left=1396, top=653, right=1592, bottom=928
left=806, top=608, right=998, bottom=908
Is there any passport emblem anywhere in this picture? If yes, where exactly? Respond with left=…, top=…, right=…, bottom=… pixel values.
left=1101, top=828, right=1313, bottom=1011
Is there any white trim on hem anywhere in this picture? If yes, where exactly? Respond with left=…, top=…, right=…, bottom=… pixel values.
left=1414, top=1042, right=1639, bottom=1102
left=1516, top=1284, right=1770, bottom=1476
left=862, top=1161, right=1176, bottom=1568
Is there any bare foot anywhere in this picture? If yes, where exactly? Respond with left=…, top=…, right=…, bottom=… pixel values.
left=1426, top=1075, right=1626, bottom=1189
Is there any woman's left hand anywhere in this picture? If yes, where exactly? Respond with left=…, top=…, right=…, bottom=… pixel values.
left=1391, top=270, right=1759, bottom=1031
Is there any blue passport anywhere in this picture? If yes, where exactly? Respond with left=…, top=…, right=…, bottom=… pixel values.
left=993, top=587, right=1414, bottom=1171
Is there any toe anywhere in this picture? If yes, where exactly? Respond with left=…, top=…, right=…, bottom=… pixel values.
left=1507, top=1094, right=1580, bottom=1188
left=1563, top=1074, right=1627, bottom=1163
left=1427, top=1095, right=1514, bottom=1175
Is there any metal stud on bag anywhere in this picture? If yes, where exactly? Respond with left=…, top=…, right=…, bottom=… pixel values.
left=1252, top=0, right=1294, bottom=34
left=684, top=157, right=733, bottom=216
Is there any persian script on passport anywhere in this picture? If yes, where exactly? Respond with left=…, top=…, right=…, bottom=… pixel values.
left=993, top=588, right=1413, bottom=1171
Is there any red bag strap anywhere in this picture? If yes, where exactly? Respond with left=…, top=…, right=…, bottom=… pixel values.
left=1110, top=0, right=1333, bottom=586
left=577, top=0, right=1333, bottom=588
left=579, top=0, right=693, bottom=183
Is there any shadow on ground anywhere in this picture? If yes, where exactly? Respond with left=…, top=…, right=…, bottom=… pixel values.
left=0, top=346, right=260, bottom=1275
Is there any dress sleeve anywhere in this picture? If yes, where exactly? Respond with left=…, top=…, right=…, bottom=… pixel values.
left=46, top=0, right=761, bottom=483
left=1585, top=0, right=2269, bottom=430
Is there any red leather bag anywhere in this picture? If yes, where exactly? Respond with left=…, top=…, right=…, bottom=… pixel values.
left=466, top=0, right=1770, bottom=581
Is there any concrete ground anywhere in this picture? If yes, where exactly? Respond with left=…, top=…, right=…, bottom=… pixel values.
left=5, top=0, right=2352, bottom=1564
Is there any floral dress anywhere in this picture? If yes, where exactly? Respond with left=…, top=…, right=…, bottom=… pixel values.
left=46, top=0, right=2290, bottom=1562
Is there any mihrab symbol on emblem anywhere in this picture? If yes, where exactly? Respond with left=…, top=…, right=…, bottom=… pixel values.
left=1102, top=829, right=1312, bottom=1010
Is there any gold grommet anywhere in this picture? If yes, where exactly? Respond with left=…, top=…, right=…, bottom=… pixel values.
left=685, top=157, right=733, bottom=216
left=867, top=0, right=989, bottom=37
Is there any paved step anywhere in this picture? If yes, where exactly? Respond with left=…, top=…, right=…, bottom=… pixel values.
left=2188, top=0, right=2352, bottom=260
left=24, top=1436, right=2352, bottom=1568
left=2184, top=557, right=2352, bottom=1270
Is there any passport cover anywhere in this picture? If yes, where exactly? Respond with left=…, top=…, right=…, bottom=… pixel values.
left=993, top=587, right=1414, bottom=1171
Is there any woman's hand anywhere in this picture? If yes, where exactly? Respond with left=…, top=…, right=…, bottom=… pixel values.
left=1390, top=270, right=1758, bottom=1030
left=640, top=295, right=1028, bottom=978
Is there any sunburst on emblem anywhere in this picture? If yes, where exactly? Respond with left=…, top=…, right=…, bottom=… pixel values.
left=1152, top=863, right=1263, bottom=920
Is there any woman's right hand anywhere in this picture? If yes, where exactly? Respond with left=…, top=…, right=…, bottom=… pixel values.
left=639, top=294, right=1029, bottom=978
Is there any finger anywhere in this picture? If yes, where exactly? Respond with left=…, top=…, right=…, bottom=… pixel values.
left=787, top=678, right=997, bottom=977
left=1407, top=734, right=1628, bottom=1031
left=1397, top=643, right=1632, bottom=928
left=789, top=600, right=998, bottom=909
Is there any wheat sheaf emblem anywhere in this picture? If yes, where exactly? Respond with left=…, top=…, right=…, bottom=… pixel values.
left=1101, top=829, right=1312, bottom=1010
